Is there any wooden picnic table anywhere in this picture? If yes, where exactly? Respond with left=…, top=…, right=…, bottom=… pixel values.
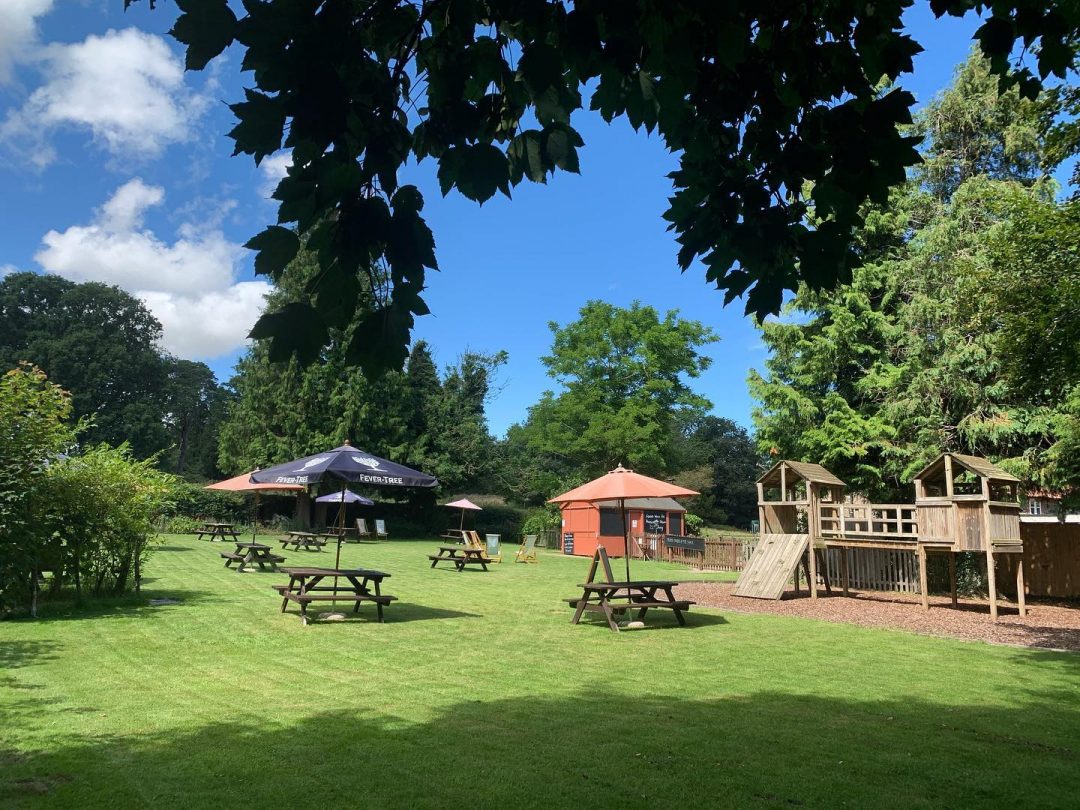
left=567, top=580, right=694, bottom=632
left=221, top=542, right=285, bottom=573
left=273, top=566, right=395, bottom=625
left=280, top=531, right=327, bottom=552
left=439, top=529, right=467, bottom=541
left=318, top=526, right=360, bottom=543
left=197, top=522, right=240, bottom=542
left=428, top=544, right=492, bottom=572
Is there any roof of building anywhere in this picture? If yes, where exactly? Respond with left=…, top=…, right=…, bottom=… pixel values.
left=756, top=460, right=846, bottom=487
left=914, top=453, right=1019, bottom=483
left=593, top=497, right=688, bottom=512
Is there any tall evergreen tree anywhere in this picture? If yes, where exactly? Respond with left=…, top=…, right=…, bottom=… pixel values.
left=749, top=53, right=1074, bottom=497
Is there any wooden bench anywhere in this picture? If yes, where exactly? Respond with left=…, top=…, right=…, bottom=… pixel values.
left=278, top=590, right=397, bottom=624
left=220, top=552, right=244, bottom=566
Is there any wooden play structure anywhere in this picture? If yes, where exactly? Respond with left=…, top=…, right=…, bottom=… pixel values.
left=735, top=454, right=1026, bottom=619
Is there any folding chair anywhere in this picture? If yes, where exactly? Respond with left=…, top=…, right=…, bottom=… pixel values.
left=355, top=518, right=372, bottom=539
left=375, top=519, right=389, bottom=540
left=515, top=534, right=539, bottom=563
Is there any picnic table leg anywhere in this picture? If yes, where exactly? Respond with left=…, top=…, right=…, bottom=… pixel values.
left=600, top=597, right=620, bottom=632
left=571, top=592, right=591, bottom=625
left=666, top=587, right=687, bottom=626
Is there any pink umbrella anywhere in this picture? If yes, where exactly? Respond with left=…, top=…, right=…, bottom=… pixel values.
left=444, top=498, right=482, bottom=531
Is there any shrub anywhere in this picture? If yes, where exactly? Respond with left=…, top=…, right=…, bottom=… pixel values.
left=167, top=482, right=247, bottom=523
left=522, top=506, right=561, bottom=536
left=684, top=513, right=705, bottom=535
left=0, top=365, right=78, bottom=615
left=35, top=444, right=178, bottom=603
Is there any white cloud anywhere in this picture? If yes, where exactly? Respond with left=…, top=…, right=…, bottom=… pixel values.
left=0, top=264, right=18, bottom=278
left=35, top=179, right=271, bottom=360
left=259, top=151, right=292, bottom=197
left=1, top=27, right=208, bottom=167
left=0, top=0, right=53, bottom=85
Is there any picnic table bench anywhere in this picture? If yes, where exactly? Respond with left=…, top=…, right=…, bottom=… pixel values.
left=197, top=522, right=240, bottom=542
left=280, top=531, right=327, bottom=552
left=428, top=545, right=492, bottom=572
left=566, top=580, right=694, bottom=632
left=221, top=542, right=285, bottom=573
left=273, top=567, right=395, bottom=625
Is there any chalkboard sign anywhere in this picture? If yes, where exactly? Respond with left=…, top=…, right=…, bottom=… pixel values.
left=664, top=534, right=705, bottom=552
left=562, top=532, right=575, bottom=555
left=644, top=510, right=667, bottom=535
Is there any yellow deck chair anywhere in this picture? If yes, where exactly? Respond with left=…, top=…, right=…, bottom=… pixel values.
left=515, top=534, right=539, bottom=563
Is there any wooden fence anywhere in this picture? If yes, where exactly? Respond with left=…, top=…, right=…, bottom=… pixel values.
left=628, top=536, right=755, bottom=571
left=818, top=547, right=921, bottom=593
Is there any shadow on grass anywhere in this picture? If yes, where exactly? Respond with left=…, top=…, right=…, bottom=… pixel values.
left=279, top=603, right=481, bottom=625
left=0, top=640, right=62, bottom=670
left=572, top=609, right=729, bottom=632
left=4, top=686, right=1079, bottom=808
left=9, top=589, right=225, bottom=623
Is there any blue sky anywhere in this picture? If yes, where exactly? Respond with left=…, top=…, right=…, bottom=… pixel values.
left=1, top=2, right=982, bottom=436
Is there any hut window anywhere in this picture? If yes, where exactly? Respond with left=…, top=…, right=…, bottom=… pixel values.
left=1027, top=499, right=1043, bottom=516
left=599, top=508, right=625, bottom=536
left=669, top=513, right=683, bottom=535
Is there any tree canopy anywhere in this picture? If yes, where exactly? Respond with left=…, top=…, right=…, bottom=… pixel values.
left=217, top=247, right=506, bottom=494
left=0, top=272, right=229, bottom=477
left=130, top=0, right=1080, bottom=377
left=749, top=53, right=1080, bottom=501
left=504, top=300, right=717, bottom=499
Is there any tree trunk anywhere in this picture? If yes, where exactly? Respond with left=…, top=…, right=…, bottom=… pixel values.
left=175, top=414, right=192, bottom=474
left=73, top=547, right=82, bottom=603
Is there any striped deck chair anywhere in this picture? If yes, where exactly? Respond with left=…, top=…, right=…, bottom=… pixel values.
left=515, top=534, right=539, bottom=563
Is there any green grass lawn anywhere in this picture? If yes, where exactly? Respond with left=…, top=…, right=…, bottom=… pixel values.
left=2, top=535, right=1078, bottom=808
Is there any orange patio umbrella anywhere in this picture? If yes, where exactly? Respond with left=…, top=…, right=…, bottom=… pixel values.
left=548, top=465, right=698, bottom=582
left=205, top=471, right=304, bottom=542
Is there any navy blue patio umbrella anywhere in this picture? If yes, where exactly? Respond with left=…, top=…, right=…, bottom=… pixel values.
left=316, top=489, right=375, bottom=533
left=251, top=443, right=437, bottom=567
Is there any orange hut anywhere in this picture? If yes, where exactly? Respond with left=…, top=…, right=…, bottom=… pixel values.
left=556, top=497, right=689, bottom=558
left=549, top=466, right=698, bottom=565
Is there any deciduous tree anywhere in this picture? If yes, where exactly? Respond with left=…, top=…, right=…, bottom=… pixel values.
left=129, top=0, right=1079, bottom=376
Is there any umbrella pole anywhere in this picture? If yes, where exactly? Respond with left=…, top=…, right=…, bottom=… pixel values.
left=622, top=496, right=631, bottom=584
left=335, top=482, right=346, bottom=569
left=252, top=492, right=259, bottom=543
left=459, top=508, right=465, bottom=531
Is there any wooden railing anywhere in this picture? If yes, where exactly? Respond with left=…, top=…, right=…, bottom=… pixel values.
left=818, top=503, right=918, bottom=542
left=630, top=536, right=754, bottom=571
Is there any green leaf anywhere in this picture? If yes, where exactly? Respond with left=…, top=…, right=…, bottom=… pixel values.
left=244, top=226, right=300, bottom=279
left=543, top=126, right=583, bottom=174
left=346, top=305, right=413, bottom=377
left=449, top=144, right=510, bottom=203
left=518, top=43, right=563, bottom=95
left=508, top=130, right=547, bottom=183
left=248, top=303, right=327, bottom=364
left=170, top=0, right=237, bottom=71
left=227, top=89, right=285, bottom=163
